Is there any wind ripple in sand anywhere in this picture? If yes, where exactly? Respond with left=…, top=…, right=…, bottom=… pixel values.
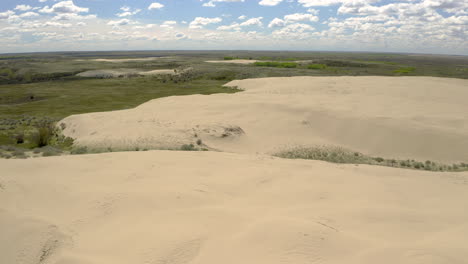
left=1, top=151, right=468, bottom=264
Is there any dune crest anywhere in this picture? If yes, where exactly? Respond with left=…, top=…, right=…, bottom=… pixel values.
left=61, top=76, right=468, bottom=163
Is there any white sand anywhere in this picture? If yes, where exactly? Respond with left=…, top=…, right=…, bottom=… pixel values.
left=77, top=69, right=175, bottom=78
left=1, top=150, right=468, bottom=264
left=61, top=76, right=468, bottom=163
left=206, top=59, right=258, bottom=64
left=139, top=69, right=176, bottom=75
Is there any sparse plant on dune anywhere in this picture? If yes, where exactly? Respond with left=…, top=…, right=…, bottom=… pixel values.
left=274, top=146, right=468, bottom=172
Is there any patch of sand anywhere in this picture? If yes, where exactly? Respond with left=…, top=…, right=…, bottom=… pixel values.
left=206, top=59, right=258, bottom=64
left=1, top=150, right=468, bottom=264
left=61, top=76, right=468, bottom=163
left=77, top=69, right=176, bottom=78
left=75, top=57, right=169, bottom=63
left=139, top=69, right=176, bottom=75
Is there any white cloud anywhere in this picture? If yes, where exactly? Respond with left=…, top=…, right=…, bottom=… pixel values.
left=202, top=0, right=245, bottom=7
left=268, top=18, right=286, bottom=27
left=240, top=17, right=263, bottom=26
left=15, top=5, right=33, bottom=11
left=52, top=13, right=97, bottom=21
left=148, top=2, right=164, bottom=10
left=268, top=13, right=319, bottom=28
left=259, top=0, right=284, bottom=6
left=116, top=6, right=141, bottom=17
left=272, top=23, right=315, bottom=39
left=0, top=10, right=15, bottom=19
left=107, top=19, right=134, bottom=26
left=189, top=17, right=222, bottom=29
left=238, top=15, right=247, bottom=20
left=284, top=13, right=319, bottom=23
left=120, top=6, right=131, bottom=12
left=44, top=21, right=73, bottom=28
left=39, top=1, right=89, bottom=14
left=19, top=12, right=40, bottom=18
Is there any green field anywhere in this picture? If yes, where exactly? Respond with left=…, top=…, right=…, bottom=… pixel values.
left=1, top=51, right=467, bottom=157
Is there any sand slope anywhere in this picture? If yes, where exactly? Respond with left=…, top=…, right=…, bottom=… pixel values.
left=77, top=69, right=175, bottom=78
left=1, top=150, right=468, bottom=264
left=205, top=59, right=258, bottom=64
left=61, top=76, right=468, bottom=163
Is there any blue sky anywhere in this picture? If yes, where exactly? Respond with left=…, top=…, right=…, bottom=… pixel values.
left=0, top=0, right=467, bottom=54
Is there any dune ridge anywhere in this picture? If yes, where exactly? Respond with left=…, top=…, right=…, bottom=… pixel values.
left=61, top=76, right=468, bottom=163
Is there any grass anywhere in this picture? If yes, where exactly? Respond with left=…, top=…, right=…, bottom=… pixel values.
left=394, top=67, right=416, bottom=74
left=0, top=77, right=240, bottom=153
left=274, top=146, right=468, bottom=172
left=254, top=62, right=298, bottom=68
left=0, top=78, right=240, bottom=119
left=307, top=64, right=328, bottom=70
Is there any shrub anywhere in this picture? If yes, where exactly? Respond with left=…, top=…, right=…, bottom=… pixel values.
left=196, top=139, right=202, bottom=145
left=224, top=56, right=235, bottom=60
left=374, top=157, right=384, bottom=163
left=31, top=123, right=55, bottom=147
left=12, top=149, right=26, bottom=159
left=40, top=146, right=62, bottom=157
left=71, top=146, right=88, bottom=155
left=14, top=132, right=25, bottom=144
left=180, top=144, right=196, bottom=151
left=254, top=62, right=298, bottom=68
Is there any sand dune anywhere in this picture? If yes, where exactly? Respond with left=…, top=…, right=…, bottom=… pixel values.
left=1, top=150, right=468, bottom=264
left=205, top=59, right=258, bottom=64
left=61, top=76, right=468, bottom=163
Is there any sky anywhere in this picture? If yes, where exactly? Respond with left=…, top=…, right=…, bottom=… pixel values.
left=0, top=0, right=467, bottom=55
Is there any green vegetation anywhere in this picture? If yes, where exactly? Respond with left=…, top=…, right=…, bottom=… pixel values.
left=180, top=144, right=197, bottom=151
left=224, top=56, right=235, bottom=60
left=307, top=64, right=328, bottom=70
left=394, top=66, right=416, bottom=74
left=254, top=61, right=298, bottom=68
left=274, top=146, right=468, bottom=172
left=0, top=76, right=240, bottom=157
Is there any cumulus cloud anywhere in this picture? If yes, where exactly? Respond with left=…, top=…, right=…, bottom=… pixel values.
left=0, top=0, right=466, bottom=55
left=202, top=0, right=245, bottom=7
left=107, top=19, right=134, bottom=26
left=117, top=6, right=141, bottom=17
left=268, top=13, right=319, bottom=28
left=268, top=18, right=286, bottom=28
left=0, top=10, right=15, bottom=19
left=148, top=2, right=164, bottom=10
left=189, top=17, right=222, bottom=29
left=259, top=0, right=284, bottom=6
left=284, top=13, right=319, bottom=23
left=272, top=23, right=315, bottom=39
left=19, top=12, right=40, bottom=18
left=15, top=5, right=33, bottom=11
left=240, top=17, right=263, bottom=26
left=39, top=1, right=89, bottom=14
